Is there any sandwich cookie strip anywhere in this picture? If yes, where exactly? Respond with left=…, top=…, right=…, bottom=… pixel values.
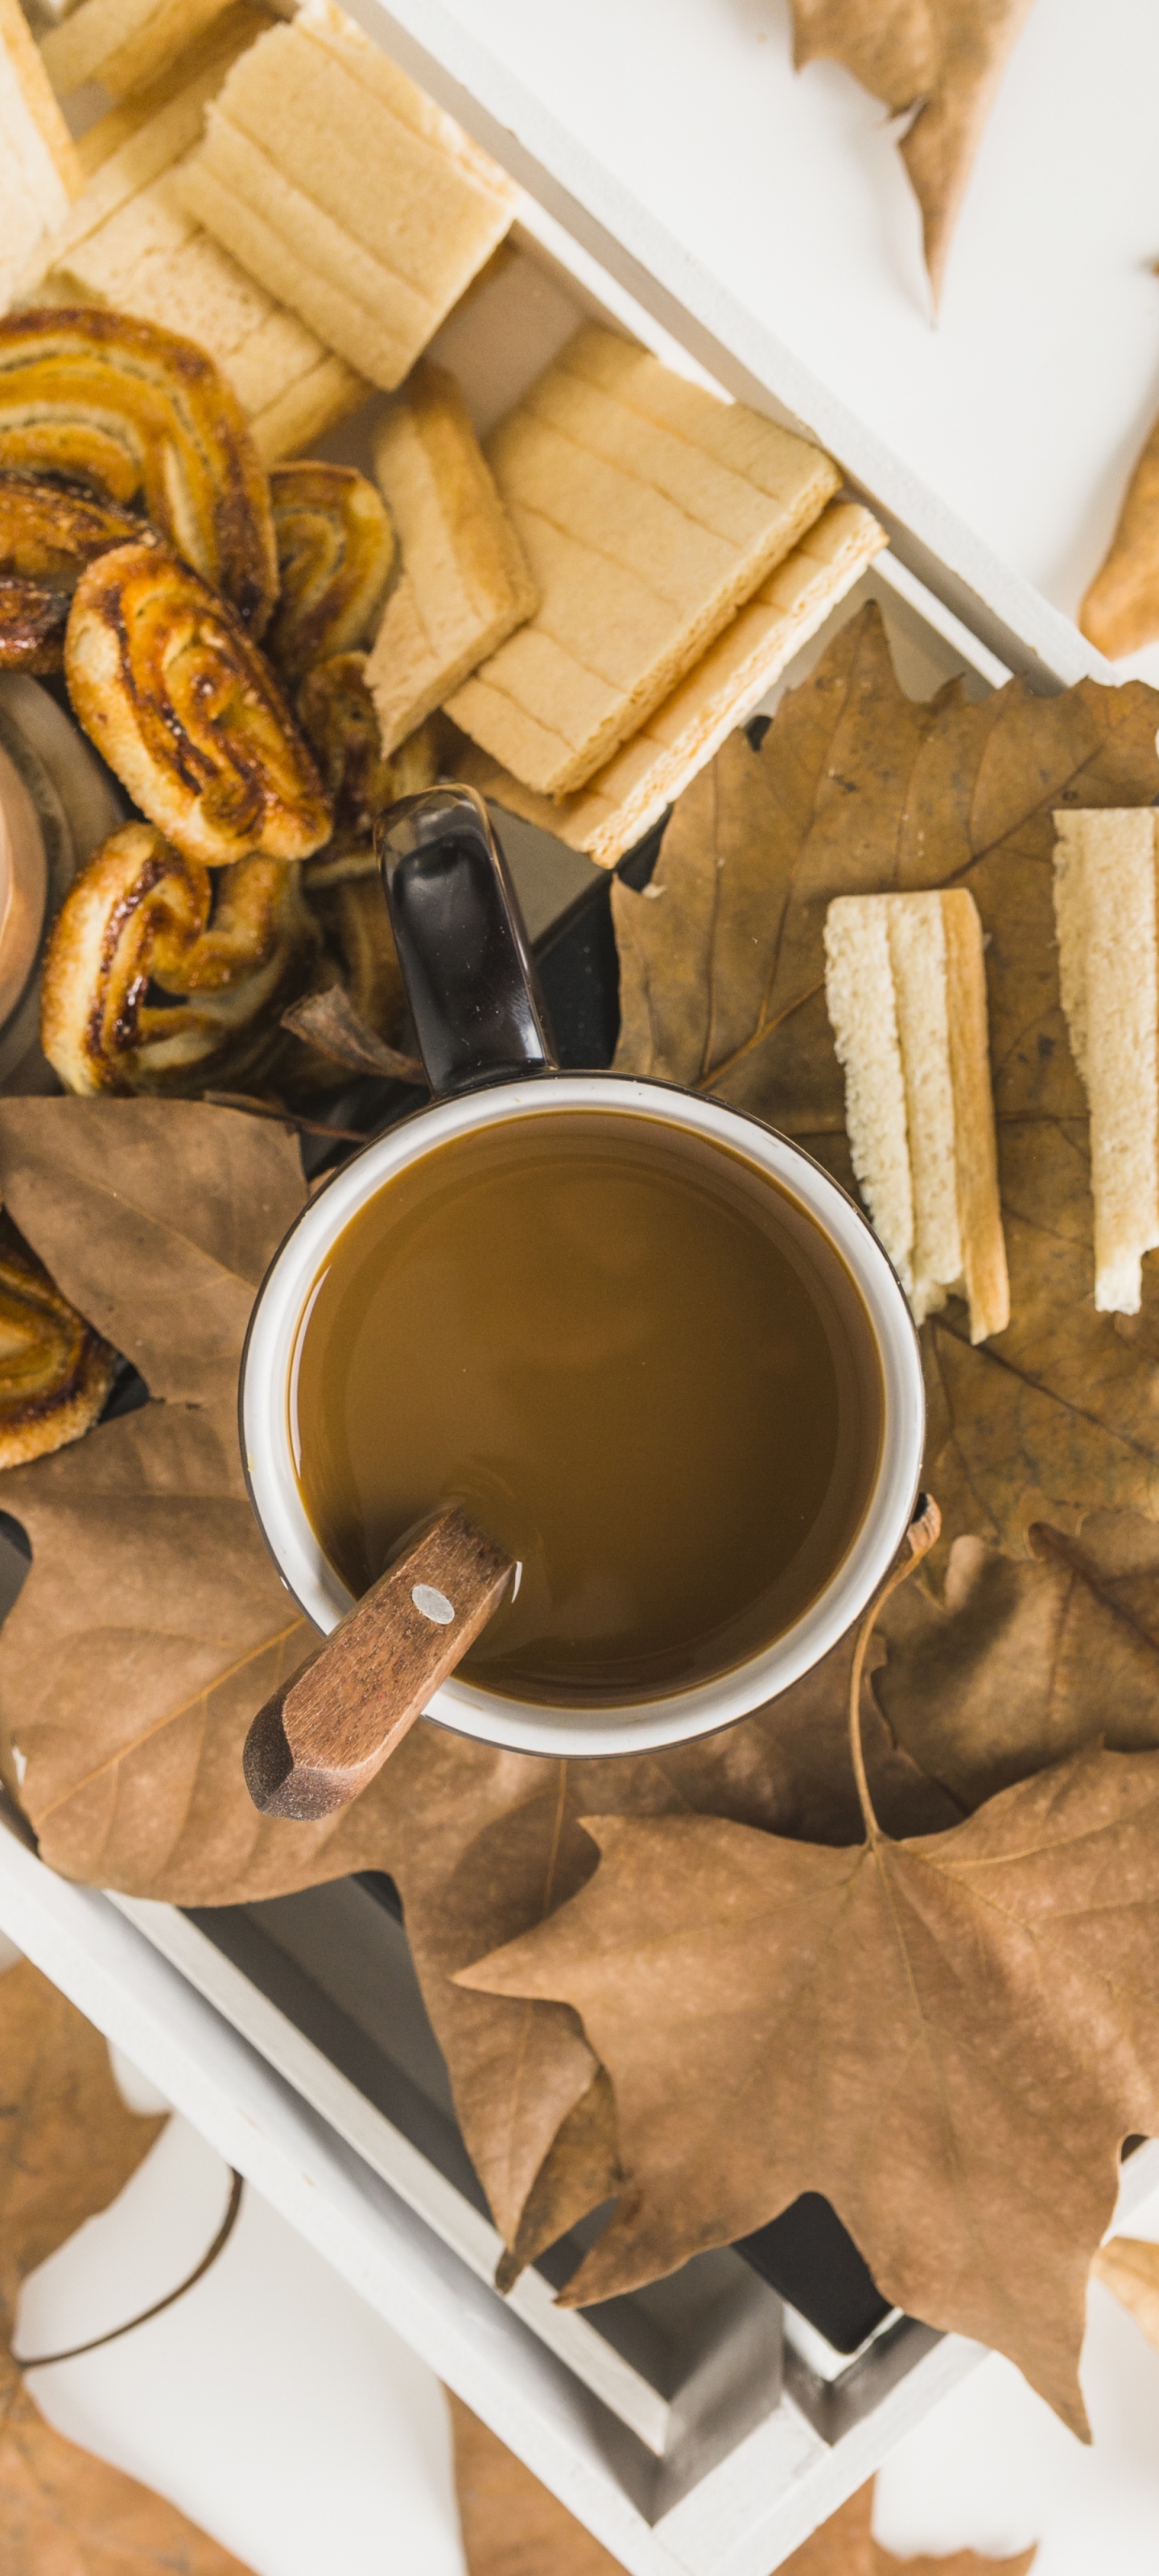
left=0, top=308, right=277, bottom=633
left=446, top=323, right=842, bottom=798
left=267, top=462, right=395, bottom=683
left=1053, top=808, right=1159, bottom=1315
left=40, top=820, right=319, bottom=1094
left=824, top=889, right=1009, bottom=1346
left=41, top=0, right=244, bottom=100
left=39, top=18, right=370, bottom=467
left=0, top=469, right=148, bottom=671
left=450, top=501, right=885, bottom=869
left=66, top=542, right=331, bottom=868
left=365, top=361, right=537, bottom=753
left=176, top=0, right=517, bottom=391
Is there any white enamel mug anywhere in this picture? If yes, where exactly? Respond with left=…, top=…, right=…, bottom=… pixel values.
left=241, top=788, right=923, bottom=1761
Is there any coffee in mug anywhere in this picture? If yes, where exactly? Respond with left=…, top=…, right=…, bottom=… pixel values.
left=291, top=1103, right=884, bottom=1711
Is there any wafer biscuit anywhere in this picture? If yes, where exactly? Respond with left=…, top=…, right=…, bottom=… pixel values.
left=1053, top=807, right=1159, bottom=1314
left=824, top=888, right=1008, bottom=1344
left=446, top=324, right=842, bottom=797
left=0, top=0, right=80, bottom=311
left=365, top=361, right=536, bottom=753
left=39, top=14, right=368, bottom=461
left=452, top=502, right=885, bottom=869
left=176, top=1, right=517, bottom=391
left=41, top=0, right=240, bottom=101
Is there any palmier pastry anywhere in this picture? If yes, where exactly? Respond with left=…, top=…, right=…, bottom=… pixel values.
left=66, top=543, right=332, bottom=869
left=41, top=821, right=320, bottom=1096
left=0, top=469, right=149, bottom=672
left=0, top=308, right=277, bottom=634
left=0, top=1230, right=117, bottom=1470
left=266, top=464, right=395, bottom=683
left=296, top=654, right=437, bottom=869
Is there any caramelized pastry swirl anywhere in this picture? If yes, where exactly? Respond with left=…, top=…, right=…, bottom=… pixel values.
left=267, top=463, right=395, bottom=682
left=66, top=543, right=332, bottom=868
left=296, top=652, right=437, bottom=866
left=0, top=309, right=277, bottom=634
left=0, top=1232, right=117, bottom=1470
left=41, top=822, right=320, bottom=1095
left=0, top=469, right=149, bottom=671
left=0, top=580, right=69, bottom=674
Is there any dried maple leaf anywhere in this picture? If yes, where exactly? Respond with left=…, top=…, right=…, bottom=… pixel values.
left=612, top=603, right=1159, bottom=1558
left=449, top=2391, right=625, bottom=2576
left=462, top=1720, right=1159, bottom=2433
left=384, top=1631, right=955, bottom=2268
left=1079, top=402, right=1159, bottom=660
left=1091, top=2235, right=1159, bottom=2349
left=789, top=0, right=1037, bottom=307
left=876, top=1508, right=1159, bottom=1808
left=0, top=1957, right=252, bottom=2574
left=0, top=1957, right=165, bottom=2352
left=779, top=2480, right=1034, bottom=2574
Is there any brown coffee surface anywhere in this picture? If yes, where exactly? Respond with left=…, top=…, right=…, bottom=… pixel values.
left=293, top=1108, right=883, bottom=1706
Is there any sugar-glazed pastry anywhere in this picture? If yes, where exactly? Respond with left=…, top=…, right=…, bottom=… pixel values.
left=66, top=543, right=332, bottom=867
left=41, top=821, right=320, bottom=1093
left=0, top=469, right=148, bottom=671
left=0, top=1232, right=117, bottom=1470
left=297, top=653, right=437, bottom=873
left=266, top=462, right=395, bottom=682
left=0, top=308, right=277, bottom=634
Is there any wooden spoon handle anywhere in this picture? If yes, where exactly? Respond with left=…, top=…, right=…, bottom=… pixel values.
left=243, top=1508, right=515, bottom=1820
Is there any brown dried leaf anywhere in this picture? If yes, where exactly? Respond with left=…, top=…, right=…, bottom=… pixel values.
left=461, top=1739, right=1159, bottom=2433
left=1091, top=2235, right=1159, bottom=2349
left=1080, top=407, right=1159, bottom=661
left=0, top=1958, right=165, bottom=2350
left=0, top=2388, right=256, bottom=2576
left=789, top=1, right=1037, bottom=306
left=0, top=1959, right=252, bottom=2574
left=0, top=1100, right=306, bottom=1414
left=612, top=603, right=1159, bottom=1558
left=876, top=1508, right=1159, bottom=1807
left=280, top=985, right=425, bottom=1086
left=448, top=2392, right=625, bottom=2576
left=382, top=1629, right=955, bottom=2262
left=780, top=2482, right=1035, bottom=2574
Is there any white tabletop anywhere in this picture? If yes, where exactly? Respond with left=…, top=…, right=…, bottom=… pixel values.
left=423, top=0, right=1159, bottom=687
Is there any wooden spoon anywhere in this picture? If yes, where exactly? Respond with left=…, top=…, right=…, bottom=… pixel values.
left=243, top=1508, right=515, bottom=1819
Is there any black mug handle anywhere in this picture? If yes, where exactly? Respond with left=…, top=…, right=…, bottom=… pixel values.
left=375, top=785, right=557, bottom=1097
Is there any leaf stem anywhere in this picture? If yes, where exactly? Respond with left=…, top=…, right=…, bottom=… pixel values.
left=848, top=1493, right=942, bottom=1843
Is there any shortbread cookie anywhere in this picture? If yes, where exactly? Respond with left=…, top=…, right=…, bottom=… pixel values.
left=0, top=307, right=277, bottom=631
left=452, top=501, right=885, bottom=869
left=1053, top=807, right=1159, bottom=1313
left=41, top=0, right=241, bottom=101
left=365, top=361, right=536, bottom=753
left=66, top=542, right=331, bottom=867
left=824, top=888, right=1009, bottom=1345
left=176, top=0, right=517, bottom=390
left=0, top=0, right=80, bottom=309
left=39, top=19, right=369, bottom=464
left=446, top=324, right=842, bottom=797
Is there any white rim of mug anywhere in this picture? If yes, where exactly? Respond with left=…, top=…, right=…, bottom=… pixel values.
left=240, top=1074, right=925, bottom=1757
